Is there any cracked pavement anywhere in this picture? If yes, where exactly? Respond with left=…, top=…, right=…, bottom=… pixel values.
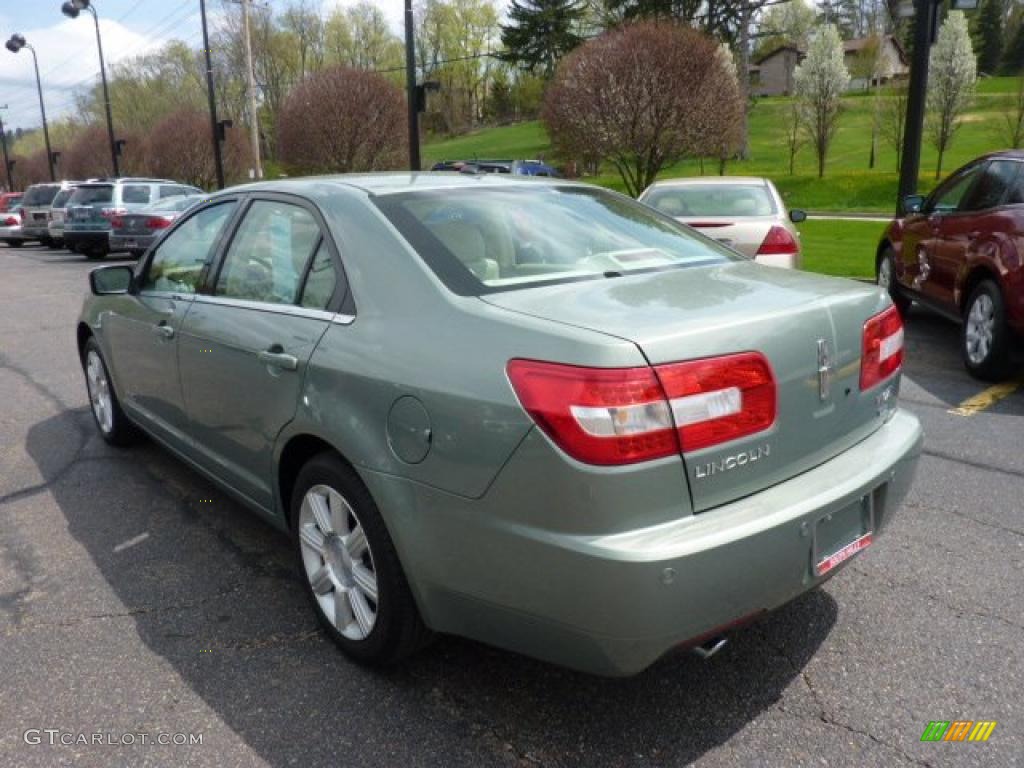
left=0, top=244, right=1021, bottom=767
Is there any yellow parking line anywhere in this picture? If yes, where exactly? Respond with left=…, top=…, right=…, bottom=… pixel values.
left=948, top=378, right=1024, bottom=416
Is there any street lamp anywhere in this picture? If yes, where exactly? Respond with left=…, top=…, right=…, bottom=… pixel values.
left=5, top=34, right=56, bottom=182
left=61, top=0, right=119, bottom=177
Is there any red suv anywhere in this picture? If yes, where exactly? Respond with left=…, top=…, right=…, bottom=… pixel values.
left=877, top=151, right=1023, bottom=380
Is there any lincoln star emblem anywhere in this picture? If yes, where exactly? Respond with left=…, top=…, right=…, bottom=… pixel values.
left=817, top=339, right=834, bottom=401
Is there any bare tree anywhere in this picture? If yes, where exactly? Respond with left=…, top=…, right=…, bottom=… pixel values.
left=793, top=24, right=850, bottom=178
left=146, top=109, right=251, bottom=188
left=9, top=150, right=50, bottom=190
left=276, top=67, right=406, bottom=174
left=926, top=11, right=976, bottom=180
left=1002, top=75, right=1024, bottom=149
left=542, top=21, right=742, bottom=197
left=880, top=82, right=908, bottom=172
left=783, top=100, right=804, bottom=175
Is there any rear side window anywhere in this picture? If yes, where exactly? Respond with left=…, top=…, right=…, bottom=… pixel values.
left=1002, top=164, right=1024, bottom=205
left=960, top=161, right=1021, bottom=212
left=22, top=185, right=60, bottom=206
left=69, top=185, right=113, bottom=205
left=215, top=200, right=321, bottom=305
left=299, top=241, right=338, bottom=309
left=142, top=202, right=238, bottom=294
left=122, top=185, right=152, bottom=204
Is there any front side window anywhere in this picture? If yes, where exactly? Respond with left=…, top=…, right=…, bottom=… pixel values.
left=215, top=200, right=321, bottom=305
left=122, top=185, right=152, bottom=204
left=929, top=167, right=981, bottom=213
left=141, top=202, right=238, bottom=294
left=51, top=188, right=75, bottom=209
left=374, top=186, right=736, bottom=294
left=960, top=161, right=1021, bottom=212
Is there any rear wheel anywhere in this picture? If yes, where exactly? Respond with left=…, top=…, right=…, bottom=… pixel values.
left=85, top=249, right=105, bottom=261
left=3, top=240, right=22, bottom=248
left=962, top=280, right=1011, bottom=381
left=291, top=453, right=431, bottom=665
left=877, top=248, right=910, bottom=315
left=82, top=338, right=139, bottom=446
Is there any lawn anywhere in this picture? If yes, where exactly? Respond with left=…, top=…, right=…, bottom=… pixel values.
left=797, top=219, right=885, bottom=279
left=423, top=76, right=1022, bottom=214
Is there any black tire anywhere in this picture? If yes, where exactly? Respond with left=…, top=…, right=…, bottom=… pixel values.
left=44, top=238, right=57, bottom=249
left=4, top=240, right=23, bottom=248
left=962, top=280, right=1011, bottom=382
left=290, top=453, right=431, bottom=665
left=82, top=337, right=140, bottom=446
left=85, top=249, right=105, bottom=261
left=877, top=247, right=910, bottom=315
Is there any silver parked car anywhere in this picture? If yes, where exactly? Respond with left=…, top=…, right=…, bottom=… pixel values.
left=640, top=177, right=806, bottom=269
left=78, top=174, right=921, bottom=676
left=47, top=183, right=80, bottom=248
left=20, top=182, right=69, bottom=247
left=108, top=194, right=205, bottom=258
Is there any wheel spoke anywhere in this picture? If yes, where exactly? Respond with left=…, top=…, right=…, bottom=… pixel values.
left=328, top=489, right=350, bottom=535
left=310, top=565, right=334, bottom=595
left=345, top=525, right=368, bottom=559
left=351, top=563, right=377, bottom=602
left=308, top=492, right=333, bottom=534
left=334, top=587, right=354, bottom=629
left=349, top=588, right=375, bottom=636
left=299, top=524, right=325, bottom=556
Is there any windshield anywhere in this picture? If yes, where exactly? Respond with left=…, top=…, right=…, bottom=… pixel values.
left=644, top=184, right=777, bottom=218
left=373, top=186, right=735, bottom=295
left=69, top=185, right=114, bottom=205
left=22, top=185, right=60, bottom=206
left=51, top=188, right=75, bottom=208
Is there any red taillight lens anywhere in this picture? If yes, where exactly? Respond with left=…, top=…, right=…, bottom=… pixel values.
left=507, top=353, right=777, bottom=465
left=2, top=215, right=17, bottom=226
left=110, top=216, right=124, bottom=229
left=656, top=352, right=776, bottom=451
left=756, top=225, right=799, bottom=255
left=146, top=216, right=172, bottom=229
left=860, top=305, right=904, bottom=390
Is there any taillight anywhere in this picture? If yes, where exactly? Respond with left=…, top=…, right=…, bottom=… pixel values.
left=100, top=207, right=127, bottom=220
left=2, top=215, right=17, bottom=226
left=507, top=353, right=777, bottom=465
left=110, top=216, right=124, bottom=229
left=146, top=216, right=172, bottom=229
left=860, top=305, right=904, bottom=390
left=756, top=225, right=799, bottom=255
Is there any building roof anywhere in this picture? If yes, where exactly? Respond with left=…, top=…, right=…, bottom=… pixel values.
left=753, top=34, right=908, bottom=68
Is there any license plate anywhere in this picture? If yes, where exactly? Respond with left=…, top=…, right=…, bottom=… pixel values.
left=812, top=493, right=875, bottom=577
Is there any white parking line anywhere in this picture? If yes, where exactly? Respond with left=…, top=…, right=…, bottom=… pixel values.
left=113, top=532, right=150, bottom=553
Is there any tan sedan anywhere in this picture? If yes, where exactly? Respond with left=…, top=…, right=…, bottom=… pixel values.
left=639, top=177, right=806, bottom=269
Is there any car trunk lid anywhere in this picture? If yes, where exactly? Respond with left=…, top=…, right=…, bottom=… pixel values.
left=675, top=216, right=779, bottom=258
left=484, top=261, right=898, bottom=511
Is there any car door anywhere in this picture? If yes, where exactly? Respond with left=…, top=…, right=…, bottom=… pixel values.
left=930, top=160, right=1022, bottom=306
left=104, top=199, right=240, bottom=448
left=177, top=195, right=342, bottom=510
left=903, top=164, right=983, bottom=302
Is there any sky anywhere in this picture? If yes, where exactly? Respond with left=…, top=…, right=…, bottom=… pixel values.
left=0, top=0, right=405, bottom=132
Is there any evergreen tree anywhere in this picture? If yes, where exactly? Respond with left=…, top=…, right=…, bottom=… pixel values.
left=1004, top=19, right=1024, bottom=75
left=974, top=0, right=1005, bottom=75
left=500, top=0, right=585, bottom=78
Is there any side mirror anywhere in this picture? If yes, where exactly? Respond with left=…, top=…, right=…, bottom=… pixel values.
left=902, top=195, right=925, bottom=215
left=788, top=209, right=807, bottom=223
left=90, top=265, right=134, bottom=295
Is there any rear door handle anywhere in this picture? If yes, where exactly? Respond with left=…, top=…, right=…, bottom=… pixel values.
left=257, top=349, right=299, bottom=371
left=152, top=323, right=175, bottom=339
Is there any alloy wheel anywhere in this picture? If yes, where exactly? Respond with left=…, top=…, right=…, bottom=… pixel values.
left=877, top=256, right=892, bottom=289
left=965, top=293, right=995, bottom=366
left=298, top=484, right=379, bottom=640
left=85, top=350, right=113, bottom=434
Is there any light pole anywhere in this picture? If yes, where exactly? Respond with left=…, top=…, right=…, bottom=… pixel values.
left=404, top=0, right=420, bottom=171
left=61, top=0, right=119, bottom=177
left=0, top=106, right=13, bottom=192
left=200, top=0, right=226, bottom=189
left=5, top=34, right=56, bottom=182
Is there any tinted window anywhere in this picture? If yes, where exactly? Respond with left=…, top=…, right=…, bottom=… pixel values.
left=644, top=184, right=777, bottom=217
left=960, top=161, right=1021, bottom=211
left=142, top=202, right=237, bottom=294
left=374, top=186, right=734, bottom=295
left=215, top=200, right=321, bottom=305
left=1007, top=168, right=1024, bottom=206
left=930, top=167, right=981, bottom=213
left=299, top=241, right=338, bottom=309
left=51, top=188, right=75, bottom=208
left=122, top=185, right=152, bottom=204
left=22, top=185, right=60, bottom=206
left=142, top=196, right=202, bottom=214
left=69, top=185, right=113, bottom=205
left=158, top=185, right=182, bottom=199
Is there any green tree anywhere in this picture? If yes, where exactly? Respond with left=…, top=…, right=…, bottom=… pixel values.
left=1003, top=17, right=1024, bottom=74
left=974, top=0, right=1005, bottom=75
left=927, top=11, right=976, bottom=179
left=500, top=0, right=585, bottom=78
left=755, top=0, right=817, bottom=57
left=793, top=24, right=850, bottom=178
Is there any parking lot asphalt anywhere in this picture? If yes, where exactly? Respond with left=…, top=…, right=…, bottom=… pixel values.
left=0, top=243, right=1021, bottom=768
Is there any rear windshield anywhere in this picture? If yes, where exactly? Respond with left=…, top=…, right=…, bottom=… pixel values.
left=373, top=186, right=735, bottom=295
left=22, top=185, right=60, bottom=206
left=69, top=185, right=114, bottom=205
left=0, top=195, right=21, bottom=211
left=141, top=195, right=201, bottom=213
left=51, top=188, right=75, bottom=208
left=644, top=185, right=777, bottom=218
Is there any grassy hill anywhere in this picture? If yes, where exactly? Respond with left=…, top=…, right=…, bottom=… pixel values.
left=423, top=77, right=1022, bottom=215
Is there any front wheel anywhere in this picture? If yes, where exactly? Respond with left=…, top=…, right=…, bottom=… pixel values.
left=291, top=454, right=431, bottom=665
left=962, top=280, right=1012, bottom=381
left=4, top=240, right=23, bottom=248
left=82, top=338, right=139, bottom=446
left=877, top=248, right=910, bottom=315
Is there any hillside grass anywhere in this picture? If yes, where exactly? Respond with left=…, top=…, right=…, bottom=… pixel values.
left=797, top=219, right=884, bottom=278
left=423, top=77, right=1023, bottom=214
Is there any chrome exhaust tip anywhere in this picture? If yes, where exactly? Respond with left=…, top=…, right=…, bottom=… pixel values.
left=691, top=635, right=728, bottom=659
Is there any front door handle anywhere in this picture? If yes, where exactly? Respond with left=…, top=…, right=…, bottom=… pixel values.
left=152, top=323, right=175, bottom=340
left=257, top=349, right=299, bottom=371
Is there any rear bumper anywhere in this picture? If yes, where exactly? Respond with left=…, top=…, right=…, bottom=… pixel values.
left=64, top=230, right=110, bottom=250
left=109, top=233, right=157, bottom=252
left=0, top=226, right=24, bottom=241
left=376, top=408, right=922, bottom=676
left=22, top=222, right=50, bottom=239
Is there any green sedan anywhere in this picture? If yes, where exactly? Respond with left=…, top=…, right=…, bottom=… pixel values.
left=77, top=174, right=922, bottom=676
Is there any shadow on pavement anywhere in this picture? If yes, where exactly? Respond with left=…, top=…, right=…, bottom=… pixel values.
left=27, top=407, right=837, bottom=766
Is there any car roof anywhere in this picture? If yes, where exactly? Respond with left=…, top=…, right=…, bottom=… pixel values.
left=218, top=172, right=588, bottom=198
